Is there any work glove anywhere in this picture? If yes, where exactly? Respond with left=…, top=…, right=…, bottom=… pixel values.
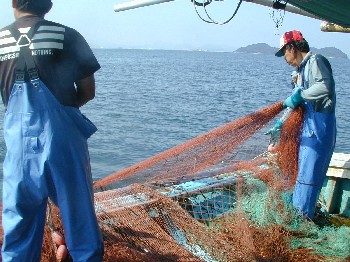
left=264, top=120, right=283, bottom=144
left=283, top=88, right=303, bottom=109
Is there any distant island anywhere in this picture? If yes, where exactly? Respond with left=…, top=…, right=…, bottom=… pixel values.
left=235, top=43, right=348, bottom=59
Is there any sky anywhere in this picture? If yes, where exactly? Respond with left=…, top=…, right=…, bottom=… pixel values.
left=0, top=0, right=349, bottom=56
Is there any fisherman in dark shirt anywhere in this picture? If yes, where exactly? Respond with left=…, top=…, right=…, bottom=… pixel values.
left=0, top=0, right=104, bottom=260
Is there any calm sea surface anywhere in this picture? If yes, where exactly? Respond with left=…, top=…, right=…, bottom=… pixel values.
left=0, top=49, right=349, bottom=191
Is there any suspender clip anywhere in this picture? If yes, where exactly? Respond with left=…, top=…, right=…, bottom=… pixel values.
left=28, top=68, right=39, bottom=80
left=15, top=70, right=25, bottom=82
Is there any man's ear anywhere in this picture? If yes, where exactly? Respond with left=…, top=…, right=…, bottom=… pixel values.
left=12, top=0, right=17, bottom=8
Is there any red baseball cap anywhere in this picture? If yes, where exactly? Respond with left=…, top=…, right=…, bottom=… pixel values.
left=275, top=30, right=304, bottom=57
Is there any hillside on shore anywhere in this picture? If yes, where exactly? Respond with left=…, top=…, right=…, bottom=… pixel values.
left=235, top=43, right=348, bottom=59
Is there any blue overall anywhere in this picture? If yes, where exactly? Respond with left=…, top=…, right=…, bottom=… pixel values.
left=2, top=78, right=104, bottom=260
left=293, top=102, right=336, bottom=219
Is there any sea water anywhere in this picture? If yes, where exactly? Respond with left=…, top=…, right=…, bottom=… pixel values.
left=0, top=49, right=349, bottom=188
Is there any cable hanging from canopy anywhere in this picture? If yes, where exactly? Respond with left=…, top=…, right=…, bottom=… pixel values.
left=192, top=0, right=243, bottom=25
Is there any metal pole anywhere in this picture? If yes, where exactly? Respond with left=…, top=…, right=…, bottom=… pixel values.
left=320, top=21, right=350, bottom=33
left=114, top=0, right=174, bottom=12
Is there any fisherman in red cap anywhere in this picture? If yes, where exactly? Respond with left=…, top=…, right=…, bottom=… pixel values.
left=0, top=0, right=104, bottom=260
left=267, top=30, right=336, bottom=221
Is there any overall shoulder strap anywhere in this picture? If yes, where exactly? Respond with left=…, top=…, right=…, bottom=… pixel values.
left=8, top=21, right=43, bottom=81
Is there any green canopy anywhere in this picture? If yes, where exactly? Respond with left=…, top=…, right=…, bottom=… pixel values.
left=289, top=0, right=350, bottom=27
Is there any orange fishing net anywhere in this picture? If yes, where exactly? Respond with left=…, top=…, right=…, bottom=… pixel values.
left=93, top=102, right=284, bottom=191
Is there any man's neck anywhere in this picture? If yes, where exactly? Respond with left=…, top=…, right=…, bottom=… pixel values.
left=14, top=10, right=43, bottom=20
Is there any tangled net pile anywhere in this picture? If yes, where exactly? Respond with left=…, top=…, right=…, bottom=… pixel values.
left=1, top=102, right=349, bottom=261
